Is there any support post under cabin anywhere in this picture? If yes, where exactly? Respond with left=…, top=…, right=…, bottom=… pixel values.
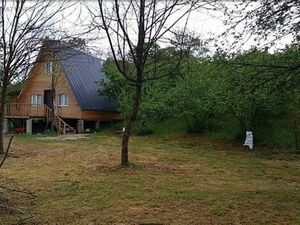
left=77, top=120, right=84, bottom=134
left=95, top=120, right=100, bottom=130
left=26, top=119, right=32, bottom=134
left=3, top=119, right=9, bottom=134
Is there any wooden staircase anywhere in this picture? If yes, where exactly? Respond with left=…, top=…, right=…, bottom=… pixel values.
left=44, top=105, right=76, bottom=135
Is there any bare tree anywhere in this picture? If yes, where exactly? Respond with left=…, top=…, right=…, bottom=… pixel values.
left=223, top=1, right=300, bottom=50
left=0, top=0, right=75, bottom=154
left=91, top=0, right=206, bottom=166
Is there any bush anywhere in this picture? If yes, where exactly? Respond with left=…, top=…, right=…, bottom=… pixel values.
left=134, top=128, right=154, bottom=136
left=186, top=122, right=206, bottom=133
left=132, top=121, right=154, bottom=136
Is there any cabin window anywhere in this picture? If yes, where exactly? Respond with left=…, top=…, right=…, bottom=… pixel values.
left=31, top=95, right=42, bottom=105
left=46, top=62, right=54, bottom=75
left=58, top=94, right=69, bottom=107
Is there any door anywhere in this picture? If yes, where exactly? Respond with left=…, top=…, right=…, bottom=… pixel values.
left=44, top=90, right=53, bottom=109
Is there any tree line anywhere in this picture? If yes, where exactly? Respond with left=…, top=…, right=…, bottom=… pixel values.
left=101, top=42, right=300, bottom=149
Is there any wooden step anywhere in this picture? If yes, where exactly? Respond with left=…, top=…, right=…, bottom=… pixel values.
left=44, top=105, right=76, bottom=135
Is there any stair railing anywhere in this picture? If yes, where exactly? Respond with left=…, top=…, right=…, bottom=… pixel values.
left=44, top=104, right=76, bottom=134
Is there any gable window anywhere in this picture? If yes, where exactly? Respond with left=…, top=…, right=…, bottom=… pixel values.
left=31, top=95, right=42, bottom=105
left=57, top=94, right=69, bottom=107
left=46, top=62, right=54, bottom=75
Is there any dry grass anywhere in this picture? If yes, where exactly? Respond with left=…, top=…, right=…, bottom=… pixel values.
left=1, top=133, right=300, bottom=225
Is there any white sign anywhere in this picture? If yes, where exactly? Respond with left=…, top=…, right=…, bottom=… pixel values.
left=244, top=131, right=253, bottom=150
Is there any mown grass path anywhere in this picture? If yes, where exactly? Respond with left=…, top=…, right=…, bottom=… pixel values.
left=1, top=133, right=300, bottom=224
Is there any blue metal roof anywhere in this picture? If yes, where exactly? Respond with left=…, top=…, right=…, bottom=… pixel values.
left=55, top=48, right=118, bottom=111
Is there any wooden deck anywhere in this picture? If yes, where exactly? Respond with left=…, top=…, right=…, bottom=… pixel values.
left=4, top=103, right=46, bottom=118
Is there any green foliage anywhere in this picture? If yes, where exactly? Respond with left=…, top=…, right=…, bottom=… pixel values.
left=100, top=59, right=133, bottom=118
left=223, top=50, right=286, bottom=133
left=100, top=44, right=300, bottom=149
left=167, top=58, right=227, bottom=132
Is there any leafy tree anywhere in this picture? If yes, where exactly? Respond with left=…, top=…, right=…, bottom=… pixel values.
left=222, top=48, right=300, bottom=137
left=102, top=46, right=226, bottom=134
left=163, top=58, right=227, bottom=132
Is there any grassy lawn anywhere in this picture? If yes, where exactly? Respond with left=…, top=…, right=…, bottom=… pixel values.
left=1, top=132, right=300, bottom=224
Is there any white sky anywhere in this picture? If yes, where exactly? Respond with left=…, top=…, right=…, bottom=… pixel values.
left=53, top=1, right=229, bottom=57
left=4, top=0, right=295, bottom=58
left=56, top=1, right=294, bottom=58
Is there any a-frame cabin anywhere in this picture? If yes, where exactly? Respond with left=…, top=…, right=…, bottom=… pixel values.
left=4, top=41, right=120, bottom=134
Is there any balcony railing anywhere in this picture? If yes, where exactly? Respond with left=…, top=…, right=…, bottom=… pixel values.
left=4, top=103, right=45, bottom=118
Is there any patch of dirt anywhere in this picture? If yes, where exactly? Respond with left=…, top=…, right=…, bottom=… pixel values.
left=37, top=134, right=90, bottom=141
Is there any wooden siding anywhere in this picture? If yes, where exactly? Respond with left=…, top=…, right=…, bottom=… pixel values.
left=53, top=62, right=82, bottom=118
left=18, top=50, right=53, bottom=105
left=81, top=110, right=121, bottom=120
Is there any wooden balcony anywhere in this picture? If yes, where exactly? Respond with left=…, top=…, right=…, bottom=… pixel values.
left=4, top=103, right=46, bottom=118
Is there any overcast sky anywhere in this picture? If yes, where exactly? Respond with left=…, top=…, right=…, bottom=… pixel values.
left=53, top=1, right=230, bottom=57
left=4, top=0, right=294, bottom=58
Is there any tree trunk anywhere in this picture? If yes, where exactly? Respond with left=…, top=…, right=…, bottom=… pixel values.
left=0, top=90, right=6, bottom=154
left=121, top=84, right=142, bottom=166
left=0, top=113, right=3, bottom=154
left=294, top=120, right=298, bottom=151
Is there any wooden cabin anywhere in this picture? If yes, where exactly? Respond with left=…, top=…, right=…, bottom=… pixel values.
left=4, top=42, right=120, bottom=134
